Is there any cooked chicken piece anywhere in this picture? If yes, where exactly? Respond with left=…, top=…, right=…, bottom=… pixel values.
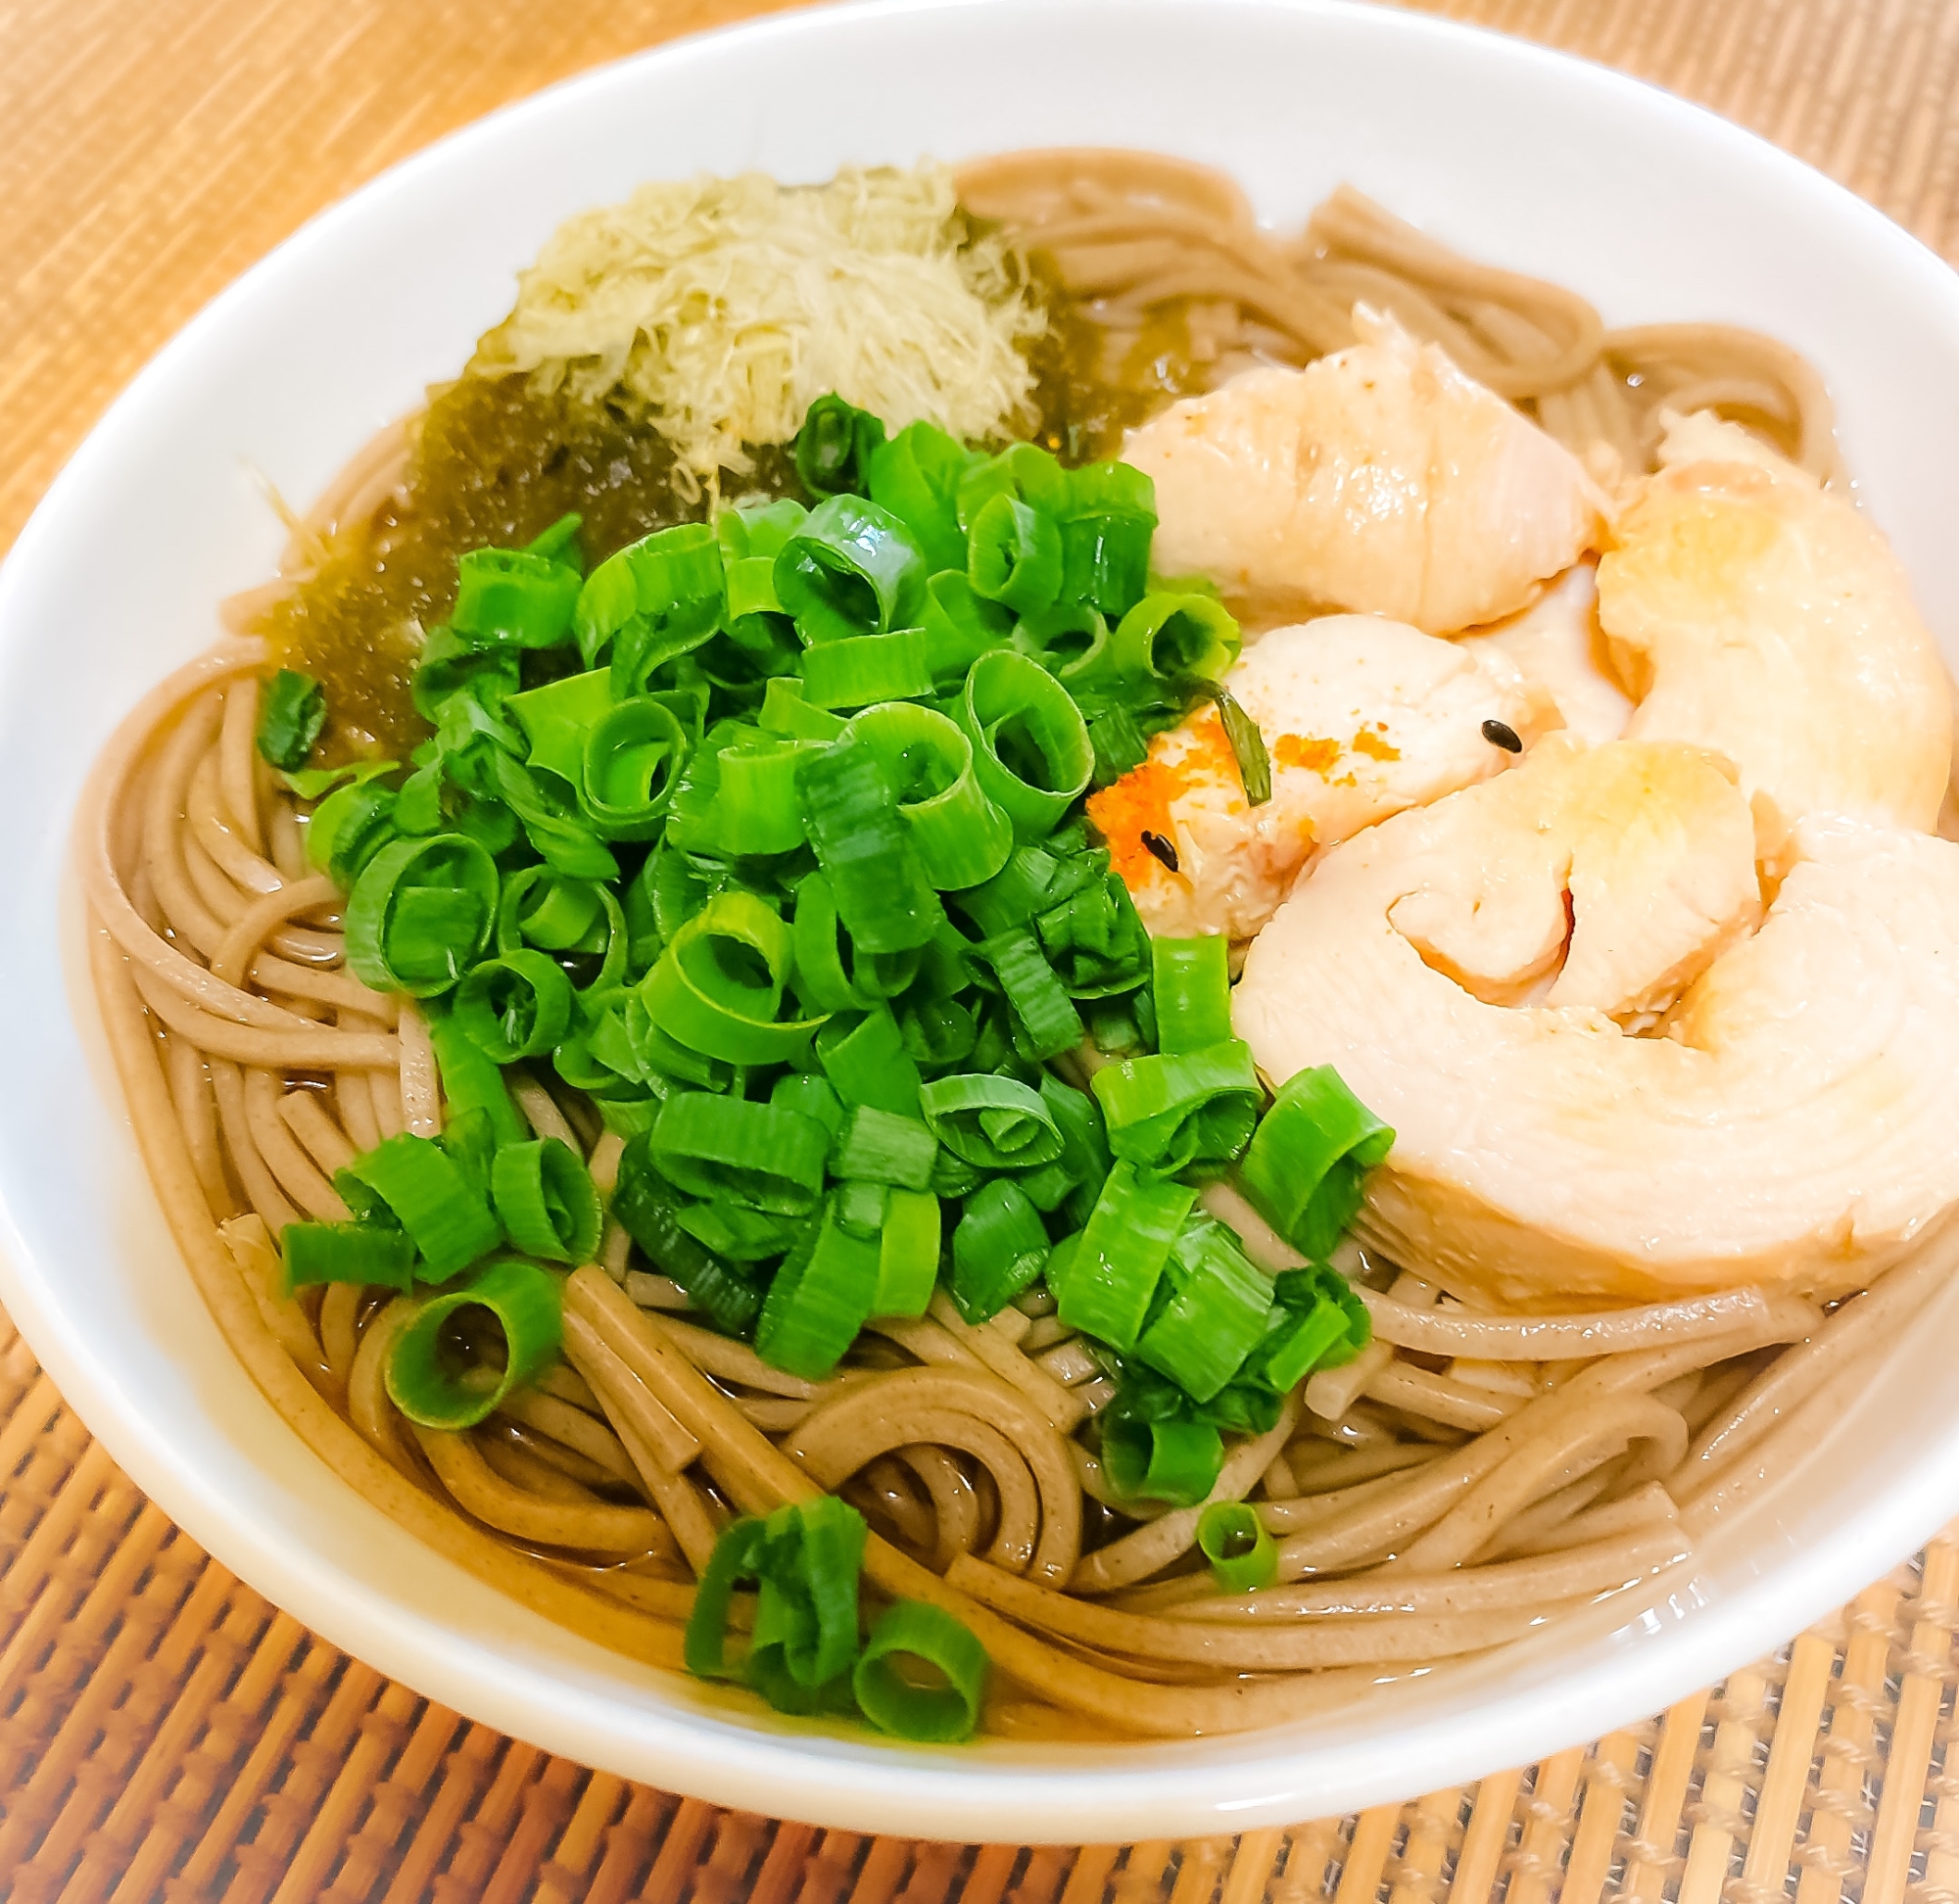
left=1457, top=561, right=1632, bottom=744
left=1597, top=412, right=1952, bottom=857
left=1087, top=614, right=1540, bottom=940
left=1234, top=737, right=1959, bottom=1306
left=1123, top=309, right=1608, bottom=635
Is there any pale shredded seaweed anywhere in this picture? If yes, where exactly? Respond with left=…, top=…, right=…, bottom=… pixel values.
left=469, top=164, right=1042, bottom=485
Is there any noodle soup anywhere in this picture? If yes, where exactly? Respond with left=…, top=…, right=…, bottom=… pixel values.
left=75, top=149, right=1959, bottom=1748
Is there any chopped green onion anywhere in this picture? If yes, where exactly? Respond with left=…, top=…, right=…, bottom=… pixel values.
left=257, top=669, right=326, bottom=771
left=1060, top=461, right=1156, bottom=617
left=759, top=676, right=847, bottom=741
left=793, top=393, right=886, bottom=499
left=790, top=872, right=875, bottom=1015
left=841, top=702, right=1012, bottom=892
left=281, top=1220, right=416, bottom=1294
left=796, top=734, right=943, bottom=954
left=1041, top=1072, right=1111, bottom=1220
left=306, top=776, right=399, bottom=886
left=499, top=867, right=601, bottom=954
left=579, top=698, right=692, bottom=840
left=774, top=495, right=927, bottom=644
left=505, top=666, right=603, bottom=784
left=980, top=928, right=1083, bottom=1062
left=1180, top=677, right=1272, bottom=807
left=966, top=492, right=1063, bottom=617
left=1109, top=591, right=1239, bottom=688
left=1239, top=1066, right=1395, bottom=1260
left=715, top=738, right=814, bottom=857
left=345, top=833, right=498, bottom=999
left=770, top=1071, right=846, bottom=1137
left=874, top=1189, right=941, bottom=1317
left=578, top=522, right=727, bottom=681
left=1052, top=1163, right=1193, bottom=1351
left=452, top=547, right=582, bottom=649
left=1196, top=1500, right=1277, bottom=1594
left=853, top=1600, right=989, bottom=1742
left=338, top=1132, right=503, bottom=1282
left=919, top=571, right=1013, bottom=686
left=954, top=650, right=1095, bottom=843
left=832, top=1105, right=939, bottom=1191
left=799, top=629, right=934, bottom=709
left=640, top=890, right=823, bottom=1066
left=834, top=1178, right=886, bottom=1238
left=1151, top=935, right=1233, bottom=1053
left=754, top=1197, right=883, bottom=1378
left=918, top=1072, right=1063, bottom=1171
left=949, top=1177, right=1048, bottom=1322
left=684, top=1515, right=767, bottom=1682
left=1134, top=1217, right=1274, bottom=1403
left=867, top=419, right=975, bottom=572
left=1102, top=1411, right=1222, bottom=1508
left=1256, top=1295, right=1356, bottom=1393
left=815, top=1007, right=924, bottom=1119
left=676, top=1202, right=803, bottom=1262
left=1086, top=707, right=1150, bottom=785
left=612, top=1136, right=765, bottom=1333
left=649, top=1092, right=830, bottom=1215
left=454, top=949, right=574, bottom=1064
left=428, top=1010, right=529, bottom=1149
left=280, top=756, right=398, bottom=802
left=524, top=512, right=584, bottom=564
left=1091, top=1038, right=1261, bottom=1175
left=384, top=1258, right=563, bottom=1430
left=490, top=1138, right=601, bottom=1263
left=488, top=753, right=619, bottom=883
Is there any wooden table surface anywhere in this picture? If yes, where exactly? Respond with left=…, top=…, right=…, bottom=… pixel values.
left=7, top=1, right=1959, bottom=1899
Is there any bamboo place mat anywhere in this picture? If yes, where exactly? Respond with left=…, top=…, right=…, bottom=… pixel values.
left=7, top=0, right=1959, bottom=1897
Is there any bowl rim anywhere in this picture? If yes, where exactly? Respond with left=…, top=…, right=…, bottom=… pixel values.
left=6, top=0, right=1959, bottom=1840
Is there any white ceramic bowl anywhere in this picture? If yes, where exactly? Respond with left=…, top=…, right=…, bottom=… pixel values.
left=4, top=0, right=1959, bottom=1842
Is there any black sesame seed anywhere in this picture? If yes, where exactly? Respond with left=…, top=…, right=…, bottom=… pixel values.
left=1141, top=830, right=1180, bottom=873
left=1481, top=718, right=1524, bottom=754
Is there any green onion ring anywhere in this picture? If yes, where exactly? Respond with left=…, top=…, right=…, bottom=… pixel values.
left=490, top=1137, right=602, bottom=1262
left=841, top=701, right=1013, bottom=891
left=344, top=833, right=498, bottom=999
left=852, top=1600, right=990, bottom=1742
left=384, top=1258, right=564, bottom=1430
left=454, top=949, right=575, bottom=1064
left=954, top=650, right=1095, bottom=844
left=639, top=889, right=826, bottom=1066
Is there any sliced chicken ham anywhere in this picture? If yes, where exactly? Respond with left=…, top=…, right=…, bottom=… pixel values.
left=1598, top=413, right=1952, bottom=856
left=1086, top=614, right=1540, bottom=940
left=1234, top=738, right=1959, bottom=1306
left=1122, top=310, right=1607, bottom=634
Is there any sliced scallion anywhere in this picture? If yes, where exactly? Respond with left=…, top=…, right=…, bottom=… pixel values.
left=1239, top=1066, right=1395, bottom=1260
left=852, top=1600, right=989, bottom=1742
left=1196, top=1499, right=1277, bottom=1594
left=490, top=1137, right=601, bottom=1263
left=384, top=1257, right=563, bottom=1430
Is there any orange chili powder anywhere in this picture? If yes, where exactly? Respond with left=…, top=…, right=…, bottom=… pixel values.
left=1351, top=723, right=1402, bottom=762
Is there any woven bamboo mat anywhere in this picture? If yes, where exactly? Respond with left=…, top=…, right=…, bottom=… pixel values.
left=7, top=0, right=1959, bottom=1896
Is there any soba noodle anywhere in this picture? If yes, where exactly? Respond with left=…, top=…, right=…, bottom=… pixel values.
left=959, top=150, right=1844, bottom=484
left=77, top=153, right=1946, bottom=1743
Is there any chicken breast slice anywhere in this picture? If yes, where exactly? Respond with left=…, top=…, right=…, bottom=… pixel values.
left=1234, top=737, right=1959, bottom=1306
left=1123, top=309, right=1608, bottom=635
left=1457, top=561, right=1633, bottom=744
left=1086, top=614, right=1540, bottom=940
left=1597, top=412, right=1952, bottom=855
